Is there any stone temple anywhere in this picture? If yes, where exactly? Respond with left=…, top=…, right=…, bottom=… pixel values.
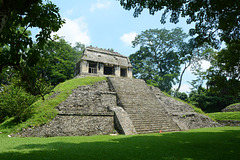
left=15, top=47, right=220, bottom=137
left=75, top=46, right=133, bottom=78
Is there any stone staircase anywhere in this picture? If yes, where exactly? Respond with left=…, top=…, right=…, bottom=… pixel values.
left=108, top=77, right=180, bottom=134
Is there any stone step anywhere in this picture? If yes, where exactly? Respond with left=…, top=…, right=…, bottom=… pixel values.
left=138, top=123, right=177, bottom=127
left=108, top=77, right=181, bottom=134
left=135, top=126, right=178, bottom=130
left=135, top=128, right=177, bottom=134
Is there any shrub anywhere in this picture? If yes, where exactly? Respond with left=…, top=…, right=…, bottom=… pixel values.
left=0, top=84, right=38, bottom=123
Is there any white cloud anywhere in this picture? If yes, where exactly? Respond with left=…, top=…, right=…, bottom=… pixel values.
left=186, top=59, right=211, bottom=72
left=64, top=9, right=73, bottom=16
left=53, top=17, right=90, bottom=46
left=179, top=84, right=192, bottom=93
left=90, top=0, right=111, bottom=12
left=173, top=84, right=192, bottom=93
left=201, top=60, right=211, bottom=70
left=120, top=32, right=137, bottom=46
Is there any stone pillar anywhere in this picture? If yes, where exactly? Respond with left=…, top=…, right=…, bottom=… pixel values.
left=127, top=67, right=132, bottom=78
left=115, top=65, right=120, bottom=77
left=80, top=60, right=89, bottom=74
left=98, top=63, right=104, bottom=75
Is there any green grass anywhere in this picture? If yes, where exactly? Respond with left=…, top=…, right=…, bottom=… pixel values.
left=0, top=126, right=239, bottom=160
left=0, top=77, right=107, bottom=134
left=227, top=102, right=240, bottom=107
left=208, top=112, right=240, bottom=121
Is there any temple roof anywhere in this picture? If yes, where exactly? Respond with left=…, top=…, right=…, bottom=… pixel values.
left=80, top=46, right=132, bottom=67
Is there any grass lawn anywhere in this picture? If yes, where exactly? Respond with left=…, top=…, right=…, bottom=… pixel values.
left=0, top=126, right=239, bottom=160
left=208, top=112, right=240, bottom=121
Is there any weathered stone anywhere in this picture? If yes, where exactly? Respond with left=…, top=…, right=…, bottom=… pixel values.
left=108, top=77, right=181, bottom=134
left=17, top=115, right=114, bottom=137
left=222, top=104, right=240, bottom=112
left=15, top=77, right=220, bottom=137
left=110, top=106, right=137, bottom=135
left=75, top=46, right=132, bottom=78
left=150, top=86, right=220, bottom=130
left=15, top=80, right=116, bottom=137
left=217, top=120, right=240, bottom=126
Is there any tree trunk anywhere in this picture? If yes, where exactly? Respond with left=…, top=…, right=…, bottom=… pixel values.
left=0, top=12, right=8, bottom=33
left=175, top=61, right=191, bottom=95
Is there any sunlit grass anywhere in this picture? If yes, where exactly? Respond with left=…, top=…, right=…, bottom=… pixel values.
left=0, top=127, right=239, bottom=160
left=208, top=112, right=240, bottom=121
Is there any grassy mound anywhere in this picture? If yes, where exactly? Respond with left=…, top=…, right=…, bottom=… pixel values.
left=227, top=102, right=240, bottom=107
left=0, top=77, right=107, bottom=134
left=0, top=126, right=239, bottom=160
left=208, top=112, right=240, bottom=121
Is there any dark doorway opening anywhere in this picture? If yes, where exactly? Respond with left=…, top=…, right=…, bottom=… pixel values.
left=120, top=68, right=127, bottom=77
left=89, top=62, right=97, bottom=74
left=104, top=66, right=114, bottom=75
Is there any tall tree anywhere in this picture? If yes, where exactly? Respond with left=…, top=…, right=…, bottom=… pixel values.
left=207, top=42, right=240, bottom=98
left=0, top=0, right=64, bottom=73
left=118, top=0, right=240, bottom=47
left=0, top=0, right=40, bottom=33
left=0, top=39, right=84, bottom=99
left=130, top=28, right=188, bottom=92
left=189, top=42, right=240, bottom=112
left=0, top=0, right=64, bottom=96
left=39, top=39, right=84, bottom=86
left=175, top=41, right=213, bottom=94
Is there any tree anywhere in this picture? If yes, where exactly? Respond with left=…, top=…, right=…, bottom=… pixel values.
left=0, top=0, right=39, bottom=33
left=174, top=91, right=189, bottom=102
left=38, top=39, right=84, bottom=86
left=130, top=28, right=188, bottom=92
left=189, top=42, right=240, bottom=112
left=206, top=42, right=240, bottom=99
left=118, top=0, right=240, bottom=47
left=0, top=39, right=84, bottom=99
left=0, top=0, right=64, bottom=73
left=175, top=42, right=213, bottom=94
left=0, top=0, right=64, bottom=97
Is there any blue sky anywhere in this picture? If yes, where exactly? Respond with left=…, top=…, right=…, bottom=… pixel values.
left=46, top=0, right=211, bottom=93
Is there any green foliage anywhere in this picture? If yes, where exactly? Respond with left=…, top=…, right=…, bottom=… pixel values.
left=189, top=86, right=235, bottom=113
left=39, top=39, right=84, bottom=86
left=174, top=92, right=189, bottom=102
left=0, top=0, right=64, bottom=97
left=1, top=39, right=84, bottom=99
left=207, top=42, right=240, bottom=98
left=0, top=127, right=239, bottom=160
left=130, top=28, right=188, bottom=92
left=0, top=84, right=38, bottom=123
left=0, top=0, right=64, bottom=71
left=0, top=77, right=107, bottom=134
left=189, top=42, right=240, bottom=112
left=208, top=112, right=240, bottom=121
left=118, top=0, right=240, bottom=47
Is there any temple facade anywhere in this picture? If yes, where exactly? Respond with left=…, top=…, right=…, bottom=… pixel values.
left=75, top=46, right=133, bottom=78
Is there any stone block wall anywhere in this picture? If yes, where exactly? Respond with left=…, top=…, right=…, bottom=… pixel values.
left=15, top=81, right=117, bottom=137
left=18, top=116, right=114, bottom=137
left=217, top=120, right=240, bottom=126
left=150, top=86, right=220, bottom=130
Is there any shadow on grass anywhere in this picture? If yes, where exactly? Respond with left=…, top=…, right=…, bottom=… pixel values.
left=0, top=128, right=240, bottom=160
